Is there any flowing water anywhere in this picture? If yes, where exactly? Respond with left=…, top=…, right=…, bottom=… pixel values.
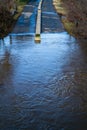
left=0, top=0, right=87, bottom=129
left=0, top=33, right=87, bottom=130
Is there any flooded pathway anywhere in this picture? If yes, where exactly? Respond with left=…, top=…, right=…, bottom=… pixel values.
left=12, top=0, right=40, bottom=34
left=0, top=33, right=87, bottom=130
left=42, top=0, right=64, bottom=32
left=0, top=0, right=87, bottom=130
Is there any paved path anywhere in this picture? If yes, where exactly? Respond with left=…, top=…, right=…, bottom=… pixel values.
left=11, top=0, right=64, bottom=35
left=41, top=0, right=64, bottom=33
left=12, top=0, right=40, bottom=34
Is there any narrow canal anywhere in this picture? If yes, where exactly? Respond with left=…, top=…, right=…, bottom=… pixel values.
left=0, top=0, right=87, bottom=129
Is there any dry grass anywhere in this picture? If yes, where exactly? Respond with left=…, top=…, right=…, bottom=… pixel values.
left=53, top=0, right=87, bottom=38
left=53, top=0, right=67, bottom=15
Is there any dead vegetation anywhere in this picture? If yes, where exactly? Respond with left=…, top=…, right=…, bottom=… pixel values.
left=63, top=0, right=87, bottom=38
left=53, top=0, right=87, bottom=38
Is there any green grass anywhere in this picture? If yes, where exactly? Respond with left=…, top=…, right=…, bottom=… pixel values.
left=62, top=18, right=75, bottom=36
left=13, top=0, right=29, bottom=20
left=53, top=0, right=67, bottom=15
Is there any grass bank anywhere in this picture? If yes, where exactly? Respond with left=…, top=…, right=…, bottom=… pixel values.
left=53, top=0, right=87, bottom=39
left=13, top=0, right=29, bottom=20
left=0, top=0, right=29, bottom=38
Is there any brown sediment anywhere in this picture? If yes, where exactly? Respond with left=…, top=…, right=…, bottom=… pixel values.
left=53, top=0, right=87, bottom=39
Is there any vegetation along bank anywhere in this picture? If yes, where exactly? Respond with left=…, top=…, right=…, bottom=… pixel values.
left=53, top=0, right=87, bottom=38
left=0, top=0, right=29, bottom=38
left=0, top=0, right=87, bottom=39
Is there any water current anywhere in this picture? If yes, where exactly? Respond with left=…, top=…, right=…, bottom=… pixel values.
left=0, top=33, right=87, bottom=130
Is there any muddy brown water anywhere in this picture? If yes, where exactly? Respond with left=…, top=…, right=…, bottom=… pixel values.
left=0, top=33, right=87, bottom=130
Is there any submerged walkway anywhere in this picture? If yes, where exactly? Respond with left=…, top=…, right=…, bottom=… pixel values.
left=42, top=0, right=64, bottom=32
left=11, top=0, right=64, bottom=35
left=12, top=0, right=40, bottom=34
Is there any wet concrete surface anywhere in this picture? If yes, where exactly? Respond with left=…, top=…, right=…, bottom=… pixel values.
left=12, top=0, right=64, bottom=34
left=41, top=0, right=64, bottom=32
left=12, top=0, right=40, bottom=34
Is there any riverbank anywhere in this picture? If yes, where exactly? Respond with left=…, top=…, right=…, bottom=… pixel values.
left=53, top=0, right=87, bottom=39
left=0, top=0, right=29, bottom=38
left=13, top=0, right=29, bottom=20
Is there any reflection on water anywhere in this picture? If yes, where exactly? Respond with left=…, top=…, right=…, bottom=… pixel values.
left=0, top=33, right=87, bottom=130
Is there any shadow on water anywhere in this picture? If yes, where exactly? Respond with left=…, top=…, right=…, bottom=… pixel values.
left=0, top=40, right=12, bottom=85
left=0, top=33, right=87, bottom=130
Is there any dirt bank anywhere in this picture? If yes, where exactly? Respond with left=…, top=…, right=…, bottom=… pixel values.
left=53, top=0, right=87, bottom=39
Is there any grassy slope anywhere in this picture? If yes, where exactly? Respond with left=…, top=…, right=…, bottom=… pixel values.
left=0, top=0, right=29, bottom=38
left=53, top=0, right=87, bottom=38
left=13, top=0, right=29, bottom=20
